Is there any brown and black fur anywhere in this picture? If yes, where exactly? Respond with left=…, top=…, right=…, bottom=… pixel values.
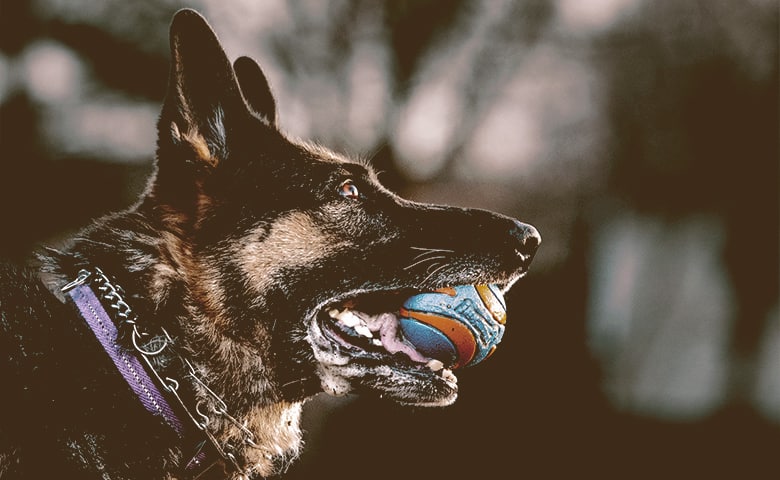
left=0, top=9, right=539, bottom=479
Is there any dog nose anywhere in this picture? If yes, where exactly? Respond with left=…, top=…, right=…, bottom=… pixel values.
left=511, top=220, right=541, bottom=264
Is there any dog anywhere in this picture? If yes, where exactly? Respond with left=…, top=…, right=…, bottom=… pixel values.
left=0, top=9, right=539, bottom=479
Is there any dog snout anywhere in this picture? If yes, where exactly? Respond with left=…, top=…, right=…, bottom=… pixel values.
left=510, top=220, right=540, bottom=265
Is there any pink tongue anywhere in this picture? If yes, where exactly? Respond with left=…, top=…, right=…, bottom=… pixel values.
left=358, top=312, right=430, bottom=363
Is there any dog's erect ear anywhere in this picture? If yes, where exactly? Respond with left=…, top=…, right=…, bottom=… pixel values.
left=157, top=9, right=249, bottom=167
left=234, top=56, right=277, bottom=126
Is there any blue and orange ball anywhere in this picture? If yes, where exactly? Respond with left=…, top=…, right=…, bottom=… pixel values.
left=399, top=284, right=507, bottom=368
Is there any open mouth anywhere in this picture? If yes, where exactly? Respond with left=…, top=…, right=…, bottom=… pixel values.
left=308, top=284, right=507, bottom=405
left=316, top=289, right=441, bottom=363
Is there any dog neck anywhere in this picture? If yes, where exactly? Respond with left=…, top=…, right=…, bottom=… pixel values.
left=44, top=210, right=308, bottom=477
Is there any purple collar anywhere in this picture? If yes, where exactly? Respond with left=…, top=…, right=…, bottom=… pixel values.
left=62, top=269, right=221, bottom=477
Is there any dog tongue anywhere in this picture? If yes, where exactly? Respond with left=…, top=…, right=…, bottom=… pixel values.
left=328, top=309, right=430, bottom=363
left=368, top=312, right=430, bottom=363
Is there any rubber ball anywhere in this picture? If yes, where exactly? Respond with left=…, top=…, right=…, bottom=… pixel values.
left=399, top=284, right=506, bottom=368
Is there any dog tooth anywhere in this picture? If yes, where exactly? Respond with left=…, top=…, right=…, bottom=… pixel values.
left=354, top=324, right=373, bottom=338
left=427, top=359, right=444, bottom=371
left=372, top=338, right=383, bottom=347
left=335, top=309, right=361, bottom=327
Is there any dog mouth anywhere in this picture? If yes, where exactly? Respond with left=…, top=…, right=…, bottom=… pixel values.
left=319, top=290, right=450, bottom=368
left=307, top=284, right=507, bottom=406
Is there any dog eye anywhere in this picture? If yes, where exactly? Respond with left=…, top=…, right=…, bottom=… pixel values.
left=339, top=181, right=360, bottom=200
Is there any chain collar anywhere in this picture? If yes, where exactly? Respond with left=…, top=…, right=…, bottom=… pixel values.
left=63, top=267, right=258, bottom=478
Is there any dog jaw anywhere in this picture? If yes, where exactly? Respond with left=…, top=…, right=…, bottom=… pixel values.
left=305, top=302, right=460, bottom=407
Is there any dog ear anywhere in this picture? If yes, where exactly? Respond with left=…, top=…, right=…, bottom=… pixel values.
left=234, top=56, right=277, bottom=126
left=156, top=9, right=248, bottom=169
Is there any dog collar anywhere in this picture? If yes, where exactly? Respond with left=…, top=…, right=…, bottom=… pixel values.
left=61, top=268, right=250, bottom=478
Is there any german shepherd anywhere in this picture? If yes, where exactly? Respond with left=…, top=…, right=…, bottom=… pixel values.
left=0, top=9, right=539, bottom=479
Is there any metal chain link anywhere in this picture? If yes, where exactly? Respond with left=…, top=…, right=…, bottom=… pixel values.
left=65, top=268, right=258, bottom=477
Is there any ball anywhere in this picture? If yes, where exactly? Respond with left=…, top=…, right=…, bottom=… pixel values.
left=399, top=284, right=506, bottom=368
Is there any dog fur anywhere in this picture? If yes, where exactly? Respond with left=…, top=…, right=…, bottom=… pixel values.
left=0, top=9, right=539, bottom=479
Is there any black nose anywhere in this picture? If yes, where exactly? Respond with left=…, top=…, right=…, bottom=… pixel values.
left=511, top=221, right=541, bottom=264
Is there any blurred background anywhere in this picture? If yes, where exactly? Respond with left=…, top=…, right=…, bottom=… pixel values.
left=0, top=0, right=777, bottom=478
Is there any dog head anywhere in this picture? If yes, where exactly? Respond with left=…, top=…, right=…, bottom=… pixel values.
left=147, top=9, right=539, bottom=409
